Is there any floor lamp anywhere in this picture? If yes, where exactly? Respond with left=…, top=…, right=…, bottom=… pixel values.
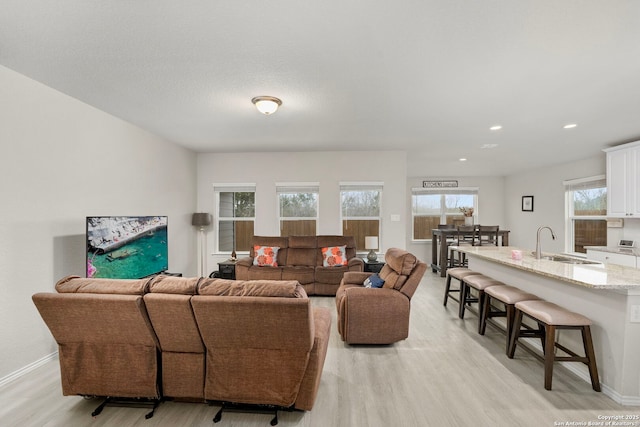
left=192, top=213, right=212, bottom=277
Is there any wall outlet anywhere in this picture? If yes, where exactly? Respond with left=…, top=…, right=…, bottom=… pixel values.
left=390, top=214, right=400, bottom=222
left=631, top=305, right=640, bottom=323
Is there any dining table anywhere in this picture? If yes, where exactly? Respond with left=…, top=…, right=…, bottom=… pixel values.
left=430, top=227, right=510, bottom=277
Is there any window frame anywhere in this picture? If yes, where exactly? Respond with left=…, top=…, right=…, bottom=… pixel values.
left=213, top=183, right=256, bottom=255
left=276, top=182, right=320, bottom=236
left=564, top=175, right=607, bottom=255
left=411, top=187, right=479, bottom=242
left=340, top=182, right=384, bottom=252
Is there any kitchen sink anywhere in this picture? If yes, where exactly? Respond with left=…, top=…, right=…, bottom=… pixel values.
left=539, top=255, right=600, bottom=265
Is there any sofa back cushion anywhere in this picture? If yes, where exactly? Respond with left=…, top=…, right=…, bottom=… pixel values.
left=250, top=236, right=289, bottom=266
left=191, top=295, right=314, bottom=407
left=198, top=278, right=307, bottom=298
left=55, top=275, right=151, bottom=295
left=32, top=292, right=159, bottom=398
left=287, top=235, right=317, bottom=266
left=145, top=276, right=204, bottom=353
left=316, top=235, right=357, bottom=266
left=378, top=248, right=418, bottom=290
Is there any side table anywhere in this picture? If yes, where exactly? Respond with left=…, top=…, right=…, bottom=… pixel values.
left=363, top=259, right=385, bottom=273
left=217, top=260, right=237, bottom=280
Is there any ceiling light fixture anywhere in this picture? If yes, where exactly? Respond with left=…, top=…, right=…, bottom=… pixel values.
left=563, top=123, right=577, bottom=129
left=252, top=96, right=282, bottom=115
left=481, top=143, right=499, bottom=149
left=459, top=158, right=468, bottom=162
left=490, top=125, right=502, bottom=131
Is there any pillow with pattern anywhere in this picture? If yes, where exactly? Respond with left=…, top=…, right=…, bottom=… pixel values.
left=253, top=245, right=280, bottom=267
left=321, top=245, right=348, bottom=267
left=364, top=273, right=385, bottom=288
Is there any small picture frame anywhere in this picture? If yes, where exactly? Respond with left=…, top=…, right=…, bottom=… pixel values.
left=522, top=196, right=534, bottom=212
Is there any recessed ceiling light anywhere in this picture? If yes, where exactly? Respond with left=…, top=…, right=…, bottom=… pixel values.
left=481, top=144, right=499, bottom=149
left=490, top=125, right=502, bottom=131
left=563, top=123, right=577, bottom=129
left=459, top=158, right=467, bottom=162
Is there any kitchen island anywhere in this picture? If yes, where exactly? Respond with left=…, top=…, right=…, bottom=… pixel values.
left=454, top=245, right=640, bottom=406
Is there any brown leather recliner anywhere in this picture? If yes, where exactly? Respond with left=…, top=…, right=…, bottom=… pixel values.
left=335, top=248, right=427, bottom=344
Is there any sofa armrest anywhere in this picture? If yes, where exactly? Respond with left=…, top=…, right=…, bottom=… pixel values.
left=236, top=257, right=253, bottom=268
left=348, top=257, right=364, bottom=271
left=341, top=271, right=372, bottom=286
left=294, top=306, right=331, bottom=411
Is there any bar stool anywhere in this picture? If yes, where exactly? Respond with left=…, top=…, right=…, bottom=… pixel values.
left=459, top=275, right=504, bottom=333
left=508, top=300, right=601, bottom=392
left=480, top=285, right=541, bottom=353
left=443, top=267, right=482, bottom=307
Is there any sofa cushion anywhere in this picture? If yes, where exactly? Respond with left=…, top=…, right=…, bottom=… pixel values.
left=282, top=266, right=315, bottom=285
left=253, top=246, right=280, bottom=267
left=287, top=236, right=317, bottom=266
left=321, top=245, right=347, bottom=266
left=55, top=275, right=151, bottom=295
left=317, top=235, right=357, bottom=265
left=315, top=265, right=349, bottom=284
left=364, top=273, right=385, bottom=288
left=198, top=278, right=307, bottom=298
left=148, top=275, right=200, bottom=295
left=385, top=248, right=418, bottom=275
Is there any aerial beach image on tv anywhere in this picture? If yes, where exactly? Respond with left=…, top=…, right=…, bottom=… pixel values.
left=86, top=216, right=168, bottom=279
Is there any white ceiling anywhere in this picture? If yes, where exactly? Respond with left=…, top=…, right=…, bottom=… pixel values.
left=2, top=1, right=640, bottom=176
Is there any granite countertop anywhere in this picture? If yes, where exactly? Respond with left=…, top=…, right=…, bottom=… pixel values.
left=453, top=246, right=640, bottom=290
left=584, top=246, right=640, bottom=257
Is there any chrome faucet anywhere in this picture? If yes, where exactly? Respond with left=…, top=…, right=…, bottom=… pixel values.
left=535, top=226, right=556, bottom=259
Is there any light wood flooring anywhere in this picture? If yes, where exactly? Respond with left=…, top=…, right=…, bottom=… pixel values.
left=1, top=273, right=638, bottom=427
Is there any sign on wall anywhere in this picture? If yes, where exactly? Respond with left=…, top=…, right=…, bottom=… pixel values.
left=422, top=180, right=458, bottom=188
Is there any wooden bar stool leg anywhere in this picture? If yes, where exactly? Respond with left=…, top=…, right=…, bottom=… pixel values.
left=443, top=275, right=453, bottom=306
left=479, top=294, right=491, bottom=335
left=505, top=304, right=515, bottom=354
left=508, top=309, right=523, bottom=358
left=477, top=292, right=487, bottom=334
left=458, top=282, right=467, bottom=319
left=582, top=326, right=601, bottom=392
left=544, top=325, right=556, bottom=390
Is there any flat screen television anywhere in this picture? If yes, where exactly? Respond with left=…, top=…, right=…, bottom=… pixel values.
left=86, top=216, right=168, bottom=279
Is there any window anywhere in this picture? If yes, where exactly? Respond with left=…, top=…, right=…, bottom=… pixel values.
left=277, top=183, right=319, bottom=236
left=340, top=182, right=383, bottom=250
left=214, top=184, right=256, bottom=253
left=411, top=188, right=478, bottom=240
left=564, top=176, right=607, bottom=254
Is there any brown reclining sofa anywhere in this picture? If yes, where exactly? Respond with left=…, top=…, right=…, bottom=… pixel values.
left=236, top=235, right=364, bottom=296
left=32, top=274, right=331, bottom=420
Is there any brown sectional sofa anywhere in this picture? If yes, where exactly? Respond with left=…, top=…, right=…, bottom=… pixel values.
left=235, top=235, right=364, bottom=296
left=32, top=274, right=331, bottom=416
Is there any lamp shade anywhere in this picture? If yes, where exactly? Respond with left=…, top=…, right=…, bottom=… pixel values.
left=191, top=213, right=212, bottom=227
left=364, top=236, right=379, bottom=250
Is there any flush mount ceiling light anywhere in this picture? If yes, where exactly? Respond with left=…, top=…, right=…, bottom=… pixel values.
left=490, top=125, right=502, bottom=131
left=252, top=96, right=282, bottom=115
left=563, top=123, right=578, bottom=129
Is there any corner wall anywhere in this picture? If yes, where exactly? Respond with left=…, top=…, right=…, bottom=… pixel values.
left=0, top=65, right=197, bottom=380
left=503, top=155, right=605, bottom=252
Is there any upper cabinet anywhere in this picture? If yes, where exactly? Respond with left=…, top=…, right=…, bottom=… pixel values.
left=604, top=141, right=640, bottom=218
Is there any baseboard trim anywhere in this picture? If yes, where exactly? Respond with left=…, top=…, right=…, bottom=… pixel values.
left=0, top=352, right=58, bottom=389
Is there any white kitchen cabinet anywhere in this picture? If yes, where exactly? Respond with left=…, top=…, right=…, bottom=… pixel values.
left=586, top=249, right=637, bottom=268
left=604, top=140, right=640, bottom=218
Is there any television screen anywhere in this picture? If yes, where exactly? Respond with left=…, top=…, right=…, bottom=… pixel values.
left=86, top=216, right=168, bottom=279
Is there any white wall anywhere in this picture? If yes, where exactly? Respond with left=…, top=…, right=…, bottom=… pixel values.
left=0, top=65, right=197, bottom=380
left=504, top=155, right=606, bottom=253
left=197, top=151, right=407, bottom=272
left=405, top=176, right=506, bottom=263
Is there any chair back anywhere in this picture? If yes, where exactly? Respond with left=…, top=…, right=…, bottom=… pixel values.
left=477, top=225, right=499, bottom=246
left=456, top=225, right=477, bottom=246
left=379, top=248, right=427, bottom=299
